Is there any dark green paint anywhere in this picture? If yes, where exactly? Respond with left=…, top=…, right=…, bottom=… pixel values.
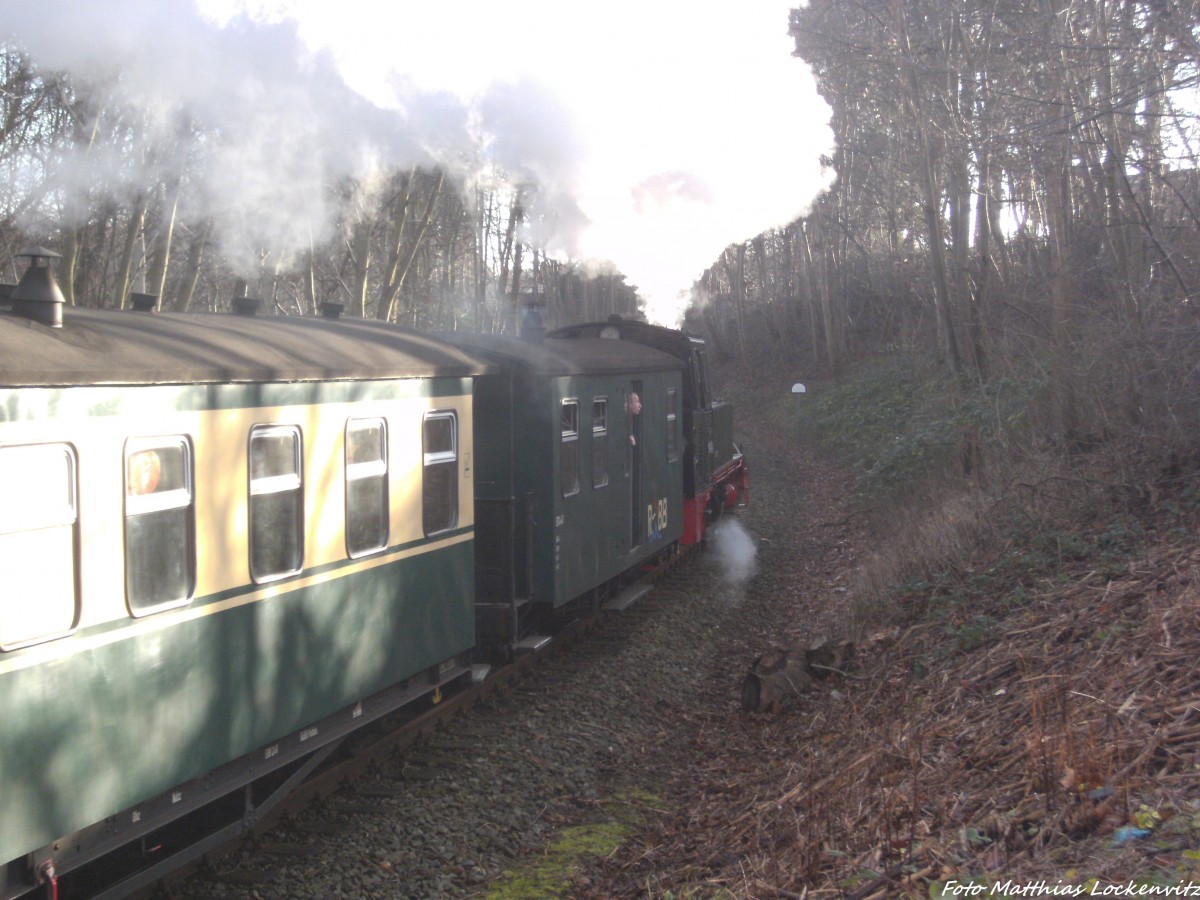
left=0, top=540, right=474, bottom=865
left=473, top=368, right=683, bottom=608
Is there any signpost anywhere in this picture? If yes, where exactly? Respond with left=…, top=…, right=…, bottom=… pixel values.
left=792, top=383, right=806, bottom=440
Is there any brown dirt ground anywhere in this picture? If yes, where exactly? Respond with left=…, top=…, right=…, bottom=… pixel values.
left=573, top=368, right=1200, bottom=899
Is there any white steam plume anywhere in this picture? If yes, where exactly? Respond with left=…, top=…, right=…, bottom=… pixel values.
left=709, top=519, right=759, bottom=588
left=1, top=0, right=835, bottom=322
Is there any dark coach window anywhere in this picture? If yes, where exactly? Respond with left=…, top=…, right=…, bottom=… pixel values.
left=125, top=436, right=195, bottom=613
left=346, top=418, right=389, bottom=557
left=0, top=443, right=78, bottom=649
left=249, top=425, right=304, bottom=582
left=561, top=399, right=580, bottom=497
left=423, top=411, right=458, bottom=536
left=592, top=398, right=609, bottom=488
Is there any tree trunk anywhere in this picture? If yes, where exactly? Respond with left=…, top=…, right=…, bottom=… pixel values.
left=350, top=218, right=372, bottom=318
left=376, top=168, right=444, bottom=323
left=114, top=192, right=148, bottom=309
left=895, top=0, right=960, bottom=373
left=947, top=9, right=981, bottom=374
left=171, top=219, right=212, bottom=312
left=725, top=245, right=749, bottom=362
left=60, top=105, right=102, bottom=307
left=497, top=191, right=522, bottom=333
left=1044, top=1, right=1079, bottom=445
left=145, top=181, right=179, bottom=303
left=796, top=220, right=823, bottom=367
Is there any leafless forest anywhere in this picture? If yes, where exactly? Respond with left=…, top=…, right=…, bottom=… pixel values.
left=2, top=1, right=1199, bottom=453
left=700, top=1, right=1200, bottom=453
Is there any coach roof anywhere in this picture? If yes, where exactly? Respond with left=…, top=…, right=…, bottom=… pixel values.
left=0, top=306, right=490, bottom=387
left=433, top=332, right=684, bottom=377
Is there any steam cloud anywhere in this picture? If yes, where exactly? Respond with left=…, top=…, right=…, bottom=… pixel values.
left=709, top=519, right=759, bottom=588
left=1, top=0, right=835, bottom=322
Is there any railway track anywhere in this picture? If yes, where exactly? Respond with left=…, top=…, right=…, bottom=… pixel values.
left=47, top=546, right=696, bottom=899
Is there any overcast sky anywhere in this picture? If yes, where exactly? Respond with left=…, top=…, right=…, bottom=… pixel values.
left=4, top=0, right=835, bottom=324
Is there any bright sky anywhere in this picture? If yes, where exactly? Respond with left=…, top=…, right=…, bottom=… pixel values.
left=5, top=0, right=836, bottom=324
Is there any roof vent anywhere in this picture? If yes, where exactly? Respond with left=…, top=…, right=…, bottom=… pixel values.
left=320, top=301, right=344, bottom=319
left=128, top=292, right=159, bottom=312
left=231, top=297, right=261, bottom=317
left=11, top=246, right=65, bottom=328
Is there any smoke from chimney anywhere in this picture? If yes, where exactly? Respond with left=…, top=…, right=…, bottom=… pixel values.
left=1, top=0, right=836, bottom=325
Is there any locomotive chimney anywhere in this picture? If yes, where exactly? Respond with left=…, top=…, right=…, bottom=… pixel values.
left=11, top=246, right=66, bottom=328
left=519, top=296, right=545, bottom=344
left=231, top=296, right=262, bottom=317
left=320, top=301, right=344, bottom=319
left=128, top=292, right=159, bottom=312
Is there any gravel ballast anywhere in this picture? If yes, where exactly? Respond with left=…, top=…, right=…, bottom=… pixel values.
left=177, top=396, right=856, bottom=899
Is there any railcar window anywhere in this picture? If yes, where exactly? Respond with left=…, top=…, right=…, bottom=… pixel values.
left=346, top=418, right=389, bottom=557
left=667, top=389, right=679, bottom=462
left=249, top=426, right=304, bottom=581
left=592, top=399, right=609, bottom=489
left=423, top=412, right=458, bottom=536
left=561, top=400, right=580, bottom=497
left=0, top=443, right=78, bottom=649
left=125, top=437, right=195, bottom=613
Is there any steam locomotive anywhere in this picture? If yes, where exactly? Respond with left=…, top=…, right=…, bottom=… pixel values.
left=0, top=248, right=746, bottom=897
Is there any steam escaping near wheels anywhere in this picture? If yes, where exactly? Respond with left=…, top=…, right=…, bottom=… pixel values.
left=709, top=519, right=758, bottom=591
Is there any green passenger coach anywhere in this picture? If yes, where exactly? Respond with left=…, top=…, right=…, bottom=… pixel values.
left=0, top=300, right=487, bottom=892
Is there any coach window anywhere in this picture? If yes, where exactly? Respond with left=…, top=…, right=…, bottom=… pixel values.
left=125, top=437, right=195, bottom=613
left=0, top=444, right=78, bottom=649
left=249, top=425, right=304, bottom=582
left=345, top=418, right=388, bottom=557
left=561, top=399, right=580, bottom=497
left=667, top=389, right=679, bottom=462
left=423, top=411, right=458, bottom=536
left=592, top=399, right=609, bottom=489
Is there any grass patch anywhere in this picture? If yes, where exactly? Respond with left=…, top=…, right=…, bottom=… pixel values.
left=485, top=791, right=665, bottom=899
left=486, top=822, right=628, bottom=899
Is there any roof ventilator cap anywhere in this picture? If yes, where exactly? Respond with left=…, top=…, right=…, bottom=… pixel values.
left=320, top=301, right=344, bottom=319
left=232, top=297, right=261, bottom=317
left=128, top=292, right=159, bottom=312
left=11, top=246, right=65, bottom=328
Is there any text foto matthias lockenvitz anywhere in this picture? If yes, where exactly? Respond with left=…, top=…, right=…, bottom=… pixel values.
left=940, top=879, right=1200, bottom=897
